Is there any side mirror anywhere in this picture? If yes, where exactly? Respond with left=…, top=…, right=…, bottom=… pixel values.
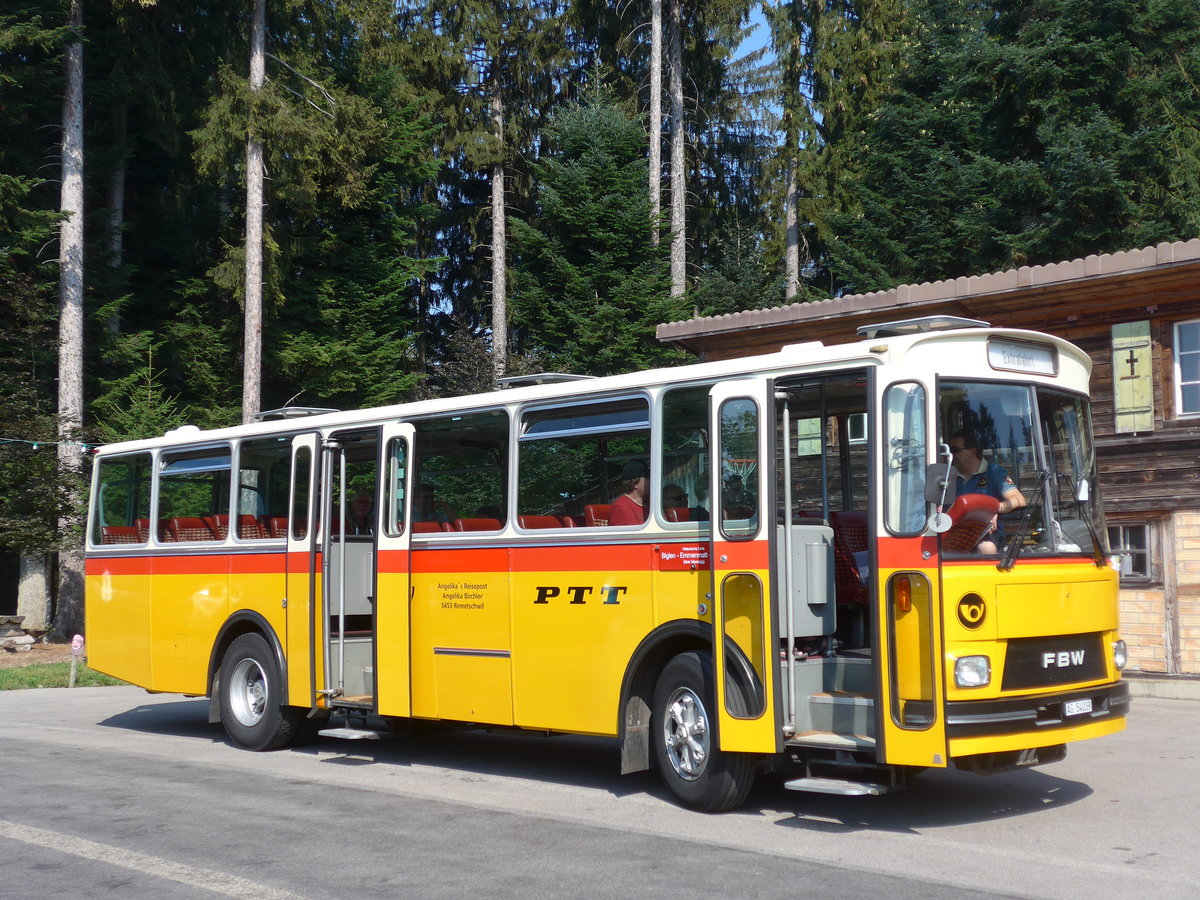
left=925, top=462, right=960, bottom=504
left=1076, top=478, right=1089, bottom=503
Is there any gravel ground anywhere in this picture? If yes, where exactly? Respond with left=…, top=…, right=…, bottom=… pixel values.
left=0, top=641, right=75, bottom=669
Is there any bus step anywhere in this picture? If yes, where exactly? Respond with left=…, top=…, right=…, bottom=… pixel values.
left=783, top=776, right=892, bottom=796
left=317, top=726, right=385, bottom=741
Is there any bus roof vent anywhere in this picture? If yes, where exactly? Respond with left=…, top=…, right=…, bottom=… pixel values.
left=255, top=406, right=340, bottom=421
left=497, top=373, right=596, bottom=388
left=857, top=316, right=990, bottom=338
left=780, top=340, right=824, bottom=354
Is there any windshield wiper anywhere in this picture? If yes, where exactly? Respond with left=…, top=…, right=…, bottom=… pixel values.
left=1072, top=491, right=1108, bottom=568
left=998, top=469, right=1050, bottom=572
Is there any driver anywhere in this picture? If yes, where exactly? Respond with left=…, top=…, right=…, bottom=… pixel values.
left=949, top=430, right=1027, bottom=553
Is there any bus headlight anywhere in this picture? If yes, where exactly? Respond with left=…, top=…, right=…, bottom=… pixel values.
left=955, top=655, right=991, bottom=688
left=1113, top=639, right=1128, bottom=670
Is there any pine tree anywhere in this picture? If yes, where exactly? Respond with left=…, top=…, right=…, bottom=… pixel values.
left=0, top=1, right=74, bottom=629
left=824, top=0, right=1200, bottom=291
left=510, top=94, right=687, bottom=375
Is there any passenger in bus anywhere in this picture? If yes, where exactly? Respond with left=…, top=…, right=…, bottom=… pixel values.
left=415, top=484, right=452, bottom=524
left=347, top=492, right=374, bottom=535
left=950, top=430, right=1027, bottom=553
left=663, top=484, right=709, bottom=522
left=722, top=474, right=754, bottom=518
left=609, top=461, right=648, bottom=525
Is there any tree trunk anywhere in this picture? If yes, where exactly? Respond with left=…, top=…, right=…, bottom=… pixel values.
left=490, top=82, right=507, bottom=384
left=649, top=0, right=662, bottom=245
left=17, top=555, right=51, bottom=633
left=243, top=0, right=266, bottom=424
left=785, top=159, right=799, bottom=300
left=56, top=0, right=85, bottom=638
left=668, top=0, right=686, bottom=297
left=107, top=102, right=128, bottom=333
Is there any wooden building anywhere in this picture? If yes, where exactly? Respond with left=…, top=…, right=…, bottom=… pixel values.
left=658, top=239, right=1200, bottom=676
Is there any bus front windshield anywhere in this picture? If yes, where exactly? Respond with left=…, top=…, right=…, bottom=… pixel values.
left=937, top=381, right=1106, bottom=560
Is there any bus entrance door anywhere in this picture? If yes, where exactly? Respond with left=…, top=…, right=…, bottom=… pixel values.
left=373, top=422, right=413, bottom=716
left=319, top=428, right=381, bottom=711
left=708, top=379, right=780, bottom=754
left=285, top=433, right=319, bottom=708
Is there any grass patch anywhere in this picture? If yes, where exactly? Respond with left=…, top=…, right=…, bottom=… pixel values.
left=0, top=662, right=127, bottom=691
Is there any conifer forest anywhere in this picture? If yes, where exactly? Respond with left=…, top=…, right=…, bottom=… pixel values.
left=2, top=1, right=1200, bottom=628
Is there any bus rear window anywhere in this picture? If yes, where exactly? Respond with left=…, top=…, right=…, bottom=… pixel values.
left=91, top=453, right=152, bottom=545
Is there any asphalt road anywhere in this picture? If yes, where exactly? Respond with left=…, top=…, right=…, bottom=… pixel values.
left=1, top=686, right=1196, bottom=899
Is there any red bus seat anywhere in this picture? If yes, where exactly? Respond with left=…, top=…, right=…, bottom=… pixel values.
left=519, top=514, right=565, bottom=529
left=167, top=517, right=218, bottom=542
left=829, top=510, right=869, bottom=606
left=453, top=517, right=502, bottom=532
left=584, top=504, right=612, bottom=527
left=236, top=514, right=269, bottom=540
left=268, top=517, right=289, bottom=539
left=136, top=518, right=151, bottom=542
left=101, top=525, right=141, bottom=545
left=665, top=507, right=690, bottom=523
left=204, top=514, right=229, bottom=539
left=412, top=521, right=448, bottom=533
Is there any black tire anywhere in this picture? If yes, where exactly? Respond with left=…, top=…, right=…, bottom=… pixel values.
left=651, top=651, right=756, bottom=812
left=218, top=633, right=303, bottom=751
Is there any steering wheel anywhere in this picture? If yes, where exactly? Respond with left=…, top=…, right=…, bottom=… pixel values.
left=942, top=493, right=1001, bottom=552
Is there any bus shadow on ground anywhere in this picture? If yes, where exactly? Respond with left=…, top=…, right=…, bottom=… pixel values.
left=98, top=698, right=1092, bottom=823
left=100, top=698, right=657, bottom=799
left=304, top=726, right=661, bottom=800
left=758, top=765, right=1093, bottom=833
left=99, top=698, right=220, bottom=741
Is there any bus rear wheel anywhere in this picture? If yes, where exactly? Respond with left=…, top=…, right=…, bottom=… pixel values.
left=652, top=651, right=755, bottom=812
left=218, top=633, right=302, bottom=751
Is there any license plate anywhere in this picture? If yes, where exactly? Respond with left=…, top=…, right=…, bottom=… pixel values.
left=1064, top=698, right=1093, bottom=717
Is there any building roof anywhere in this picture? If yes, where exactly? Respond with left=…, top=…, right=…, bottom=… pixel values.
left=657, top=239, right=1200, bottom=359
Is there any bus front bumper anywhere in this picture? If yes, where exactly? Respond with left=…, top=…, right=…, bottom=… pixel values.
left=946, top=680, right=1130, bottom=740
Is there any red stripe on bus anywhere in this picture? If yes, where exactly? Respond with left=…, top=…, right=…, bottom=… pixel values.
left=876, top=536, right=938, bottom=569
left=85, top=552, right=286, bottom=577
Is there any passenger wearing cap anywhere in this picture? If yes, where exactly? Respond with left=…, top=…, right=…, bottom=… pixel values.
left=609, top=460, right=648, bottom=526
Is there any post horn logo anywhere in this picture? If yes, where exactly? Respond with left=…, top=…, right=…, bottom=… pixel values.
left=957, top=593, right=986, bottom=629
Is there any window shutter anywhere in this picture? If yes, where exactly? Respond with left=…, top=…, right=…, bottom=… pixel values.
left=1111, top=321, right=1154, bottom=433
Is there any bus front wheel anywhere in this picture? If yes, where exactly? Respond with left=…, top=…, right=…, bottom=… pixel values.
left=651, top=651, right=755, bottom=812
left=218, top=633, right=302, bottom=751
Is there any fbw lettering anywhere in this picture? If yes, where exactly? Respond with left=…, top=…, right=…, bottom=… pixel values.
left=1042, top=650, right=1086, bottom=668
left=534, top=585, right=627, bottom=605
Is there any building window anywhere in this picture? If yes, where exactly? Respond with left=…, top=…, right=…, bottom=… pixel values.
left=1176, top=320, right=1200, bottom=416
left=1107, top=523, right=1152, bottom=583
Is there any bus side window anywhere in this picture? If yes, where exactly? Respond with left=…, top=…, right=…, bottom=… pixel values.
left=414, top=410, right=509, bottom=530
left=237, top=437, right=292, bottom=540
left=157, top=447, right=231, bottom=543
left=659, top=386, right=711, bottom=526
left=518, top=397, right=650, bottom=528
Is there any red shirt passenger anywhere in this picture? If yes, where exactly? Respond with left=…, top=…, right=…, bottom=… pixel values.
left=608, top=461, right=648, bottom=525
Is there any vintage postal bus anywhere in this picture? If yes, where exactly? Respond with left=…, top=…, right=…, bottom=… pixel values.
left=85, top=316, right=1128, bottom=811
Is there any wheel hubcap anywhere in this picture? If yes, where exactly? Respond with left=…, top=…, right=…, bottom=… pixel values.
left=663, top=687, right=709, bottom=780
left=230, top=657, right=268, bottom=727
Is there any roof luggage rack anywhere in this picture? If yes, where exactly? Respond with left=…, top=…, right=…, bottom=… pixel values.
left=857, top=316, right=990, bottom=339
left=255, top=406, right=340, bottom=421
left=497, top=373, right=596, bottom=388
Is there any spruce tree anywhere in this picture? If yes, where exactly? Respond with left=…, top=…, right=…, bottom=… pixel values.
left=510, top=94, right=687, bottom=375
left=824, top=0, right=1200, bottom=291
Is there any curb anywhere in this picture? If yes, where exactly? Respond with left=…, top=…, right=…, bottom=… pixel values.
left=1122, top=674, right=1200, bottom=701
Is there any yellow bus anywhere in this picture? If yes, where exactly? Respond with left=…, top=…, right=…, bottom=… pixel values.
left=84, top=316, right=1128, bottom=811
